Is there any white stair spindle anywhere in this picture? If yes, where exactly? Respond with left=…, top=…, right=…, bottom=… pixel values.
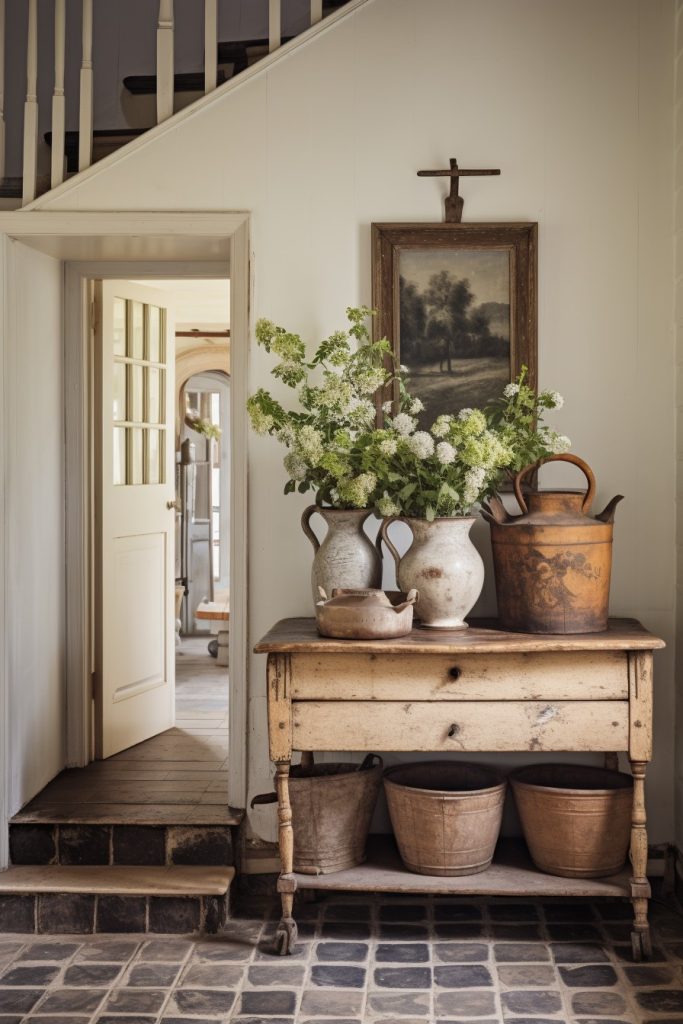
left=78, top=0, right=93, bottom=172
left=269, top=0, right=281, bottom=53
left=157, top=0, right=174, bottom=123
left=311, top=0, right=322, bottom=25
left=204, top=0, right=217, bottom=93
left=22, top=0, right=38, bottom=204
left=51, top=0, right=66, bottom=188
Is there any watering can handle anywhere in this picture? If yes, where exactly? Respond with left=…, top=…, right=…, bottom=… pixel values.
left=513, top=453, right=597, bottom=515
left=379, top=516, right=411, bottom=572
left=301, top=505, right=321, bottom=553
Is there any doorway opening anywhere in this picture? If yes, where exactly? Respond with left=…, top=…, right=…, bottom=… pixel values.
left=14, top=274, right=237, bottom=827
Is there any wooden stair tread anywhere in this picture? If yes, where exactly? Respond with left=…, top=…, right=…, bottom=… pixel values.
left=10, top=805, right=244, bottom=827
left=123, top=70, right=228, bottom=95
left=0, top=864, right=235, bottom=896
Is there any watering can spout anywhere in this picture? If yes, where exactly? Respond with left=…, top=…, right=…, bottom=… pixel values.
left=481, top=494, right=513, bottom=525
left=595, top=494, right=624, bottom=524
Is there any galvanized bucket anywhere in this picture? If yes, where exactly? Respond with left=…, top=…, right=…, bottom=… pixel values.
left=510, top=763, right=633, bottom=878
left=253, top=754, right=383, bottom=875
left=384, top=761, right=506, bottom=877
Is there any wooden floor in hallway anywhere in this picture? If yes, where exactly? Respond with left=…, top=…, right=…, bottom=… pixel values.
left=12, top=637, right=237, bottom=826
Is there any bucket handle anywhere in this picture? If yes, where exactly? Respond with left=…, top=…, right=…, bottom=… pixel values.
left=358, top=753, right=383, bottom=772
left=379, top=516, right=412, bottom=572
left=513, top=453, right=597, bottom=515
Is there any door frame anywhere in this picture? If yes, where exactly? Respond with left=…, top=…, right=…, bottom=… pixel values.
left=0, top=211, right=250, bottom=866
left=65, top=255, right=247, bottom=806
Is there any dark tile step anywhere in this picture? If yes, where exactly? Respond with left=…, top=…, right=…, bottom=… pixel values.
left=0, top=866, right=234, bottom=934
left=10, top=823, right=235, bottom=867
left=123, top=70, right=229, bottom=95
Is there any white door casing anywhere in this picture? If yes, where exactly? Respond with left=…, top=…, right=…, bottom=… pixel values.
left=94, top=279, right=176, bottom=759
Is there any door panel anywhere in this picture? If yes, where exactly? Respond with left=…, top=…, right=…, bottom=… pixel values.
left=95, top=280, right=175, bottom=758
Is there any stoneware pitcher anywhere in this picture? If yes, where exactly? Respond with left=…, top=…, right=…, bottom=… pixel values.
left=301, top=506, right=382, bottom=607
left=380, top=516, right=484, bottom=629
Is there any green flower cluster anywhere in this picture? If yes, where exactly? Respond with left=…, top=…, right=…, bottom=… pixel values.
left=488, top=367, right=570, bottom=472
left=247, top=307, right=395, bottom=508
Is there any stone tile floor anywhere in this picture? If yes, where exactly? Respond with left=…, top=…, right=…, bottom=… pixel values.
left=1, top=893, right=683, bottom=1022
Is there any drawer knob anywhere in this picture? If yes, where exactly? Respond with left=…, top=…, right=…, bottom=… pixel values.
left=449, top=667, right=462, bottom=680
left=448, top=723, right=460, bottom=738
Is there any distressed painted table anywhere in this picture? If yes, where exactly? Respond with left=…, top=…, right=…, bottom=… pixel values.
left=255, top=617, right=665, bottom=958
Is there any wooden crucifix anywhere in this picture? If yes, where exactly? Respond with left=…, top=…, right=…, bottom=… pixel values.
left=417, top=157, right=500, bottom=223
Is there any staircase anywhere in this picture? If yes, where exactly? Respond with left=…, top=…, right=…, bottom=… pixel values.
left=0, top=0, right=352, bottom=208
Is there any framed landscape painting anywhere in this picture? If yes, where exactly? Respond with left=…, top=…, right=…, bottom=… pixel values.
left=371, top=223, right=537, bottom=427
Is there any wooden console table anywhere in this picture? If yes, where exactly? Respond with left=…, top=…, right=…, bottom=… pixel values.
left=255, top=617, right=664, bottom=958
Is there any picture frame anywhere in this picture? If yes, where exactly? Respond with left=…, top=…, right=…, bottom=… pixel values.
left=371, top=222, right=537, bottom=427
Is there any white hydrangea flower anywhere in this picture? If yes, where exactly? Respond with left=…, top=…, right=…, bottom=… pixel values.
left=348, top=397, right=376, bottom=426
left=503, top=382, right=520, bottom=399
left=458, top=407, right=473, bottom=421
left=276, top=423, right=296, bottom=446
left=409, top=397, right=424, bottom=414
left=249, top=408, right=274, bottom=435
left=377, top=492, right=401, bottom=517
left=436, top=441, right=457, bottom=465
left=296, top=425, right=324, bottom=466
left=337, top=472, right=377, bottom=508
left=400, top=364, right=408, bottom=373
left=379, top=437, right=398, bottom=457
left=407, top=431, right=435, bottom=459
left=463, top=466, right=487, bottom=508
left=382, top=400, right=393, bottom=414
left=431, top=415, right=451, bottom=439
left=283, top=452, right=307, bottom=481
left=393, top=412, right=417, bottom=437
left=548, top=432, right=571, bottom=454
left=549, top=390, right=564, bottom=409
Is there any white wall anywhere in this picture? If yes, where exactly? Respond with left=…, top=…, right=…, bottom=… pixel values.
left=4, top=241, right=65, bottom=815
left=33, top=0, right=676, bottom=840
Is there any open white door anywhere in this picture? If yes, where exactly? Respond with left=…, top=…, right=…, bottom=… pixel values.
left=94, top=280, right=175, bottom=759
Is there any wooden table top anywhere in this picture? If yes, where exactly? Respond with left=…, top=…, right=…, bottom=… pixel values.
left=254, top=617, right=665, bottom=656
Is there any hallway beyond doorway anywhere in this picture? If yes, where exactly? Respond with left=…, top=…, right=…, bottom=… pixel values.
left=12, top=639, right=236, bottom=827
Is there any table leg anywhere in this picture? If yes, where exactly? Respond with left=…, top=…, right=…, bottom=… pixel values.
left=274, top=760, right=298, bottom=955
left=629, top=759, right=652, bottom=960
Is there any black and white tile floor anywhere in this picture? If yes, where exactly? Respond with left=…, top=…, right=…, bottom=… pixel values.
left=1, top=893, right=683, bottom=1023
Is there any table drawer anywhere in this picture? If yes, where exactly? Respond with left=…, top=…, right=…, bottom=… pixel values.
left=292, top=700, right=629, bottom=752
left=290, top=652, right=628, bottom=702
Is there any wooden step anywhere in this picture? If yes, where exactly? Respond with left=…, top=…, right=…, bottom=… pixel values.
left=44, top=128, right=148, bottom=173
left=0, top=866, right=235, bottom=934
left=123, top=69, right=229, bottom=95
left=0, top=177, right=22, bottom=198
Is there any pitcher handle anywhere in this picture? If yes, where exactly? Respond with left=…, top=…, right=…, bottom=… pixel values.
left=301, top=504, right=322, bottom=553
left=379, top=516, right=406, bottom=573
left=513, top=453, right=597, bottom=515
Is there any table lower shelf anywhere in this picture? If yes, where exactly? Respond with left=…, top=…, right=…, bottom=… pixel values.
left=287, top=836, right=633, bottom=898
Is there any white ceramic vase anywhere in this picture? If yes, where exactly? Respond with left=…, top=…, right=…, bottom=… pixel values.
left=380, top=516, right=484, bottom=629
left=301, top=506, right=382, bottom=607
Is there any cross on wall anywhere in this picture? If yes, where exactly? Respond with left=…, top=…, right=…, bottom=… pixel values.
left=417, top=157, right=501, bottom=222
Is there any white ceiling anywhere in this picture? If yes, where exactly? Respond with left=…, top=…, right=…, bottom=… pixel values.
left=131, top=278, right=230, bottom=327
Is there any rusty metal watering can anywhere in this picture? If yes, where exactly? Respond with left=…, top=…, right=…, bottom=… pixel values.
left=481, top=454, right=623, bottom=634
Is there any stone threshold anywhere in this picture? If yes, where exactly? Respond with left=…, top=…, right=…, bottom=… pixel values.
left=0, top=865, right=234, bottom=896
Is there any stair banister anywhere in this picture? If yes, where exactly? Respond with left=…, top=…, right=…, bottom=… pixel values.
left=51, top=0, right=66, bottom=188
left=205, top=0, right=217, bottom=94
left=269, top=0, right=281, bottom=53
left=311, top=0, right=323, bottom=24
left=78, top=0, right=93, bottom=172
left=157, top=0, right=174, bottom=123
left=0, top=0, right=5, bottom=182
left=22, top=0, right=38, bottom=205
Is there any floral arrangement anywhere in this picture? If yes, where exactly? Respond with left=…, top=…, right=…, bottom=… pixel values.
left=247, top=306, right=569, bottom=518
left=365, top=368, right=569, bottom=521
left=247, top=307, right=401, bottom=508
left=185, top=409, right=222, bottom=441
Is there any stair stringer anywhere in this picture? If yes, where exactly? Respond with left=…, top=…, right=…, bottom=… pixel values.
left=23, top=0, right=373, bottom=212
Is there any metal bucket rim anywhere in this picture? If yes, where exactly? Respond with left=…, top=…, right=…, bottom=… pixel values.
left=290, top=761, right=383, bottom=783
left=384, top=760, right=506, bottom=796
left=510, top=763, right=633, bottom=795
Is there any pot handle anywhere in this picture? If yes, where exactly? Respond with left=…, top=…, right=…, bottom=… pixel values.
left=301, top=505, right=322, bottom=553
left=513, top=453, right=597, bottom=515
left=379, top=516, right=406, bottom=572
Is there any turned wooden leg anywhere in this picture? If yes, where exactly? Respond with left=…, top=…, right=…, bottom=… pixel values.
left=274, top=760, right=298, bottom=955
left=629, top=760, right=652, bottom=960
